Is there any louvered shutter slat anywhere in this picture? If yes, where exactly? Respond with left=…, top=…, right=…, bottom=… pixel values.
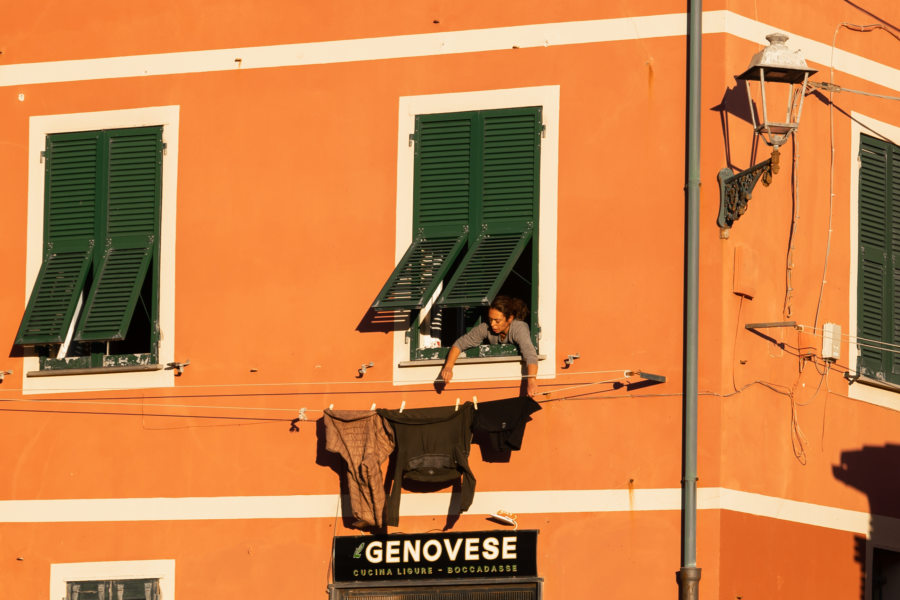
left=371, top=233, right=468, bottom=310
left=107, top=129, right=161, bottom=238
left=371, top=114, right=474, bottom=310
left=74, top=238, right=153, bottom=341
left=15, top=240, right=94, bottom=345
left=74, top=127, right=161, bottom=342
left=857, top=136, right=891, bottom=379
left=414, top=114, right=472, bottom=231
left=481, top=109, right=539, bottom=225
left=890, top=145, right=900, bottom=378
left=436, top=228, right=533, bottom=307
left=46, top=132, right=101, bottom=242
left=436, top=107, right=540, bottom=307
left=15, top=132, right=101, bottom=346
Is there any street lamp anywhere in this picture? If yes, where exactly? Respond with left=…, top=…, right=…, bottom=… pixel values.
left=717, top=33, right=817, bottom=236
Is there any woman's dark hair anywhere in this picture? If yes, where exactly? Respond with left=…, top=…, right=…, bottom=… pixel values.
left=490, top=296, right=529, bottom=321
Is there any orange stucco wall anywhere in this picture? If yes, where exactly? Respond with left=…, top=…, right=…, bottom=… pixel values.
left=1, top=0, right=899, bottom=598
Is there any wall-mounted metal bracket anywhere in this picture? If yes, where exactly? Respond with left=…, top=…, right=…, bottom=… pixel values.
left=717, top=150, right=780, bottom=237
left=357, top=362, right=374, bottom=378
left=0, top=370, right=12, bottom=383
left=166, top=360, right=190, bottom=376
left=563, top=353, right=580, bottom=368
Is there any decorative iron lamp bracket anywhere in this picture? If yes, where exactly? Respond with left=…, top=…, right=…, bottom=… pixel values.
left=717, top=148, right=780, bottom=237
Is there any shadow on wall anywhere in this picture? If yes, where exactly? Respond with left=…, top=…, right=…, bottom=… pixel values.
left=834, top=444, right=900, bottom=600
left=709, top=82, right=762, bottom=174
left=356, top=308, right=412, bottom=334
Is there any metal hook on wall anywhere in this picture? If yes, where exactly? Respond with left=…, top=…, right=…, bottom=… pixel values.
left=563, top=353, right=580, bottom=368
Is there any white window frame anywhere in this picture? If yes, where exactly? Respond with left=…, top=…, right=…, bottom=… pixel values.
left=22, top=106, right=179, bottom=395
left=49, top=559, right=175, bottom=600
left=848, top=112, right=900, bottom=410
left=391, top=86, right=559, bottom=386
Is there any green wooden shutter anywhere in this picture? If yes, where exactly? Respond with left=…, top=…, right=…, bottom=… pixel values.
left=15, top=133, right=101, bottom=345
left=15, top=240, right=95, bottom=345
left=74, top=127, right=161, bottom=341
left=74, top=240, right=154, bottom=341
left=891, top=144, right=900, bottom=382
left=857, top=135, right=894, bottom=382
left=437, top=226, right=533, bottom=307
left=371, top=114, right=473, bottom=310
left=437, top=107, right=540, bottom=306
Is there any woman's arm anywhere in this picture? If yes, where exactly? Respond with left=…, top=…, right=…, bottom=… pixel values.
left=440, top=346, right=461, bottom=383
left=509, top=321, right=539, bottom=397
left=441, top=323, right=489, bottom=385
left=525, top=362, right=538, bottom=397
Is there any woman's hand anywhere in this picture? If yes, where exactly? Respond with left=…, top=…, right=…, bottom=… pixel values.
left=439, top=347, right=461, bottom=386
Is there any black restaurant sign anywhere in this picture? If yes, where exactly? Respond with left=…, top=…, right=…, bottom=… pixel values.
left=333, top=530, right=538, bottom=582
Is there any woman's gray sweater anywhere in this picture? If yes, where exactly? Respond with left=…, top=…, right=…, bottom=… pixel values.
left=451, top=319, right=538, bottom=364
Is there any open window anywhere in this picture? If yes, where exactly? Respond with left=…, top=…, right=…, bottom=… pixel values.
left=373, top=107, right=541, bottom=361
left=16, top=127, right=162, bottom=372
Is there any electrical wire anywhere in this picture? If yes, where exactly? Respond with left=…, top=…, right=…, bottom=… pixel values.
left=783, top=128, right=800, bottom=320
left=808, top=81, right=900, bottom=102
left=731, top=295, right=745, bottom=393
left=797, top=324, right=900, bottom=353
left=810, top=20, right=900, bottom=330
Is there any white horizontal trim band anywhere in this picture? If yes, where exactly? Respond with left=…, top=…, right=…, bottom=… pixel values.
left=1, top=487, right=896, bottom=538
left=1, top=11, right=897, bottom=92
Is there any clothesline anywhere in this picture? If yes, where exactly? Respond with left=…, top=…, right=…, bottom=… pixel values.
left=0, top=368, right=637, bottom=394
left=0, top=371, right=650, bottom=419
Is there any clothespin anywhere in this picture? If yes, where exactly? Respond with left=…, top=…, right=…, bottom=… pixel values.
left=473, top=395, right=478, bottom=410
left=370, top=403, right=377, bottom=411
left=289, top=408, right=306, bottom=433
left=455, top=397, right=460, bottom=412
left=328, top=403, right=334, bottom=411
left=399, top=400, right=406, bottom=413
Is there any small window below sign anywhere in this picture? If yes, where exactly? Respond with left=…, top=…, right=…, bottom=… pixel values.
left=331, top=580, right=541, bottom=600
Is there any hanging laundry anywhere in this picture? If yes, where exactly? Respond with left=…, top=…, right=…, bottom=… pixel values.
left=323, top=409, right=395, bottom=528
left=472, top=397, right=542, bottom=461
left=378, top=403, right=476, bottom=527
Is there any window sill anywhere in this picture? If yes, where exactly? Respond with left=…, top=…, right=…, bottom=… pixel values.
left=27, top=364, right=164, bottom=378
left=398, top=355, right=546, bottom=368
left=852, top=375, right=900, bottom=394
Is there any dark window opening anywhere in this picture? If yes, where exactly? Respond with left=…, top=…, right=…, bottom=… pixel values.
left=67, top=578, right=160, bottom=600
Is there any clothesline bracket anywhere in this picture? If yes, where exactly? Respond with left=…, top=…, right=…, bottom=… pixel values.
left=357, top=362, right=375, bottom=378
left=636, top=371, right=666, bottom=383
left=0, top=370, right=12, bottom=383
left=166, top=360, right=190, bottom=376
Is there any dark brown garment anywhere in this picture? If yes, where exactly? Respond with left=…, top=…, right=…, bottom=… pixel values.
left=323, top=409, right=395, bottom=528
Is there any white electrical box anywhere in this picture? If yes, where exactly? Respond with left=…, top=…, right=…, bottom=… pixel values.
left=822, top=322, right=841, bottom=361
